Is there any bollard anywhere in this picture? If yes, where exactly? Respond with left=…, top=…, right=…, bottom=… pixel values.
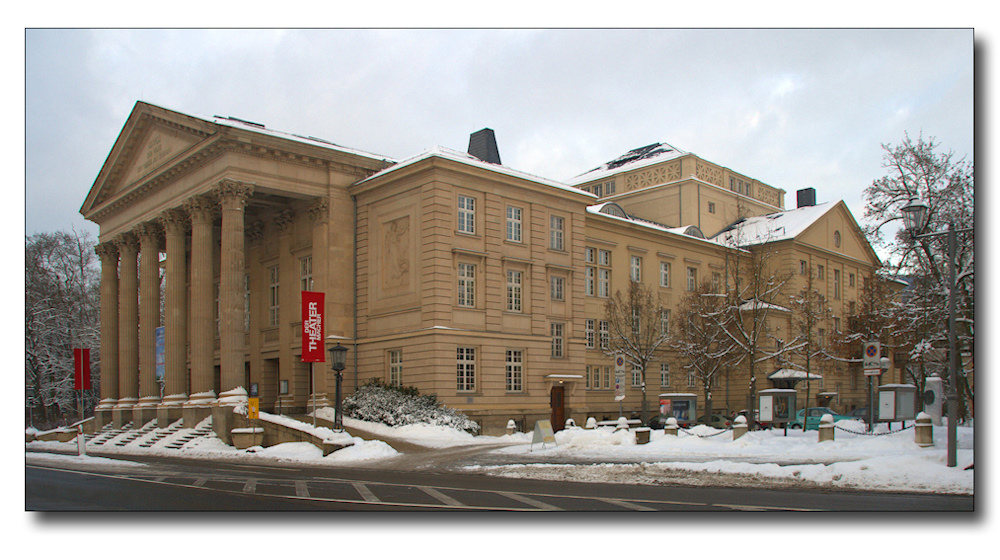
left=635, top=427, right=651, bottom=444
left=585, top=417, right=598, bottom=429
left=818, top=413, right=835, bottom=442
left=614, top=417, right=629, bottom=432
left=77, top=425, right=87, bottom=457
left=506, top=419, right=517, bottom=436
left=565, top=418, right=577, bottom=430
left=914, top=412, right=934, bottom=447
left=665, top=417, right=679, bottom=436
left=732, top=415, right=748, bottom=440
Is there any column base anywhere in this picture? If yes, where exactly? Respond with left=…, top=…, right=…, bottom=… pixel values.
left=157, top=394, right=188, bottom=428
left=133, top=396, right=161, bottom=427
left=95, top=399, right=117, bottom=429
left=112, top=398, right=138, bottom=429
left=212, top=387, right=249, bottom=445
left=183, top=391, right=216, bottom=430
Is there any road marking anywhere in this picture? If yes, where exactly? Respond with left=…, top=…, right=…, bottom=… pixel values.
left=497, top=491, right=562, bottom=511
left=243, top=478, right=257, bottom=493
left=352, top=482, right=380, bottom=502
left=418, top=486, right=465, bottom=507
left=295, top=480, right=310, bottom=498
left=193, top=478, right=207, bottom=487
left=596, top=498, right=657, bottom=511
left=154, top=477, right=166, bottom=483
left=713, top=503, right=821, bottom=512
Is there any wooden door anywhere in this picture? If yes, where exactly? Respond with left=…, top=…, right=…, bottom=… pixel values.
left=550, top=385, right=565, bottom=431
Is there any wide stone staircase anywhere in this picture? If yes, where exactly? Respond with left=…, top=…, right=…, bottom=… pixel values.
left=163, top=419, right=215, bottom=450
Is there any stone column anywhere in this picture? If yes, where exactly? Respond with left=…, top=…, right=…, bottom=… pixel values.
left=157, top=208, right=189, bottom=424
left=135, top=221, right=162, bottom=424
left=274, top=209, right=296, bottom=414
left=183, top=195, right=216, bottom=427
left=307, top=197, right=331, bottom=409
left=113, top=232, right=139, bottom=428
left=94, top=242, right=120, bottom=428
left=211, top=180, right=254, bottom=444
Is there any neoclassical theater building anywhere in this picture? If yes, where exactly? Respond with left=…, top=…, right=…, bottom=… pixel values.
left=81, top=101, right=882, bottom=437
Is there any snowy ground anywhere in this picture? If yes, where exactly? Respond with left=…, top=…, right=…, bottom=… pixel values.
left=26, top=409, right=973, bottom=495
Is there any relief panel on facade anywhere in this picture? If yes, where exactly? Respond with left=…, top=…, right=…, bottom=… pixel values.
left=381, top=215, right=412, bottom=296
left=119, top=126, right=197, bottom=192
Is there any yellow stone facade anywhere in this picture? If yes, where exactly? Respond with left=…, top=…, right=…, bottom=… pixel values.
left=82, top=102, right=882, bottom=437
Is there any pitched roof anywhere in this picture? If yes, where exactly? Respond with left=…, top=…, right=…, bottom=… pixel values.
left=569, top=142, right=688, bottom=185
left=710, top=201, right=834, bottom=247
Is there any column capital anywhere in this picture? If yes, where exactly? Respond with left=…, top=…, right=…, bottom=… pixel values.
left=95, top=242, right=119, bottom=262
left=274, top=209, right=295, bottom=232
left=184, top=194, right=217, bottom=224
left=158, top=207, right=190, bottom=236
left=113, top=231, right=139, bottom=252
left=214, top=179, right=255, bottom=209
left=307, top=197, right=329, bottom=223
left=133, top=221, right=163, bottom=244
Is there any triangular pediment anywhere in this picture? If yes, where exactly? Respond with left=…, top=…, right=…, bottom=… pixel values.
left=80, top=101, right=216, bottom=220
left=796, top=201, right=881, bottom=267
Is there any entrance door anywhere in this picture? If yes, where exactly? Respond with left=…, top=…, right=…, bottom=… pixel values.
left=550, top=385, right=565, bottom=431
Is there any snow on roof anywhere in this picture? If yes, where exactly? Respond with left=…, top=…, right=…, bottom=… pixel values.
left=358, top=145, right=596, bottom=198
left=569, top=142, right=688, bottom=185
left=586, top=202, right=733, bottom=249
left=711, top=201, right=833, bottom=247
left=738, top=299, right=791, bottom=313
left=144, top=101, right=397, bottom=164
left=768, top=369, right=823, bottom=380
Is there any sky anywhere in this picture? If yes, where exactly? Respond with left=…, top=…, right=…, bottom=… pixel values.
left=21, top=26, right=975, bottom=246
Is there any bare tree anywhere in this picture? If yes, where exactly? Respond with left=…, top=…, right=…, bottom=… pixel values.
left=863, top=133, right=974, bottom=418
left=25, top=229, right=101, bottom=427
left=673, top=279, right=738, bottom=419
left=603, top=280, right=671, bottom=423
left=786, top=267, right=832, bottom=430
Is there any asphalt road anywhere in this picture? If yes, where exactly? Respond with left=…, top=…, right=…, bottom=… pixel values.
left=25, top=451, right=974, bottom=512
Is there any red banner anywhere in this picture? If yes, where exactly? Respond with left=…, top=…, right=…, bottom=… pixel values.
left=301, top=291, right=325, bottom=362
left=73, top=348, right=91, bottom=391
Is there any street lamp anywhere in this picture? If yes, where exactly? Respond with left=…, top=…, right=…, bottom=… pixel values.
left=900, top=197, right=971, bottom=467
left=329, top=343, right=348, bottom=431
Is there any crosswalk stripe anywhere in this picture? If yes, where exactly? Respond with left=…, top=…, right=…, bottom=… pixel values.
left=497, top=491, right=562, bottom=511
left=295, top=480, right=310, bottom=498
left=596, top=498, right=657, bottom=511
left=418, top=486, right=465, bottom=507
left=352, top=482, right=380, bottom=502
left=243, top=478, right=257, bottom=493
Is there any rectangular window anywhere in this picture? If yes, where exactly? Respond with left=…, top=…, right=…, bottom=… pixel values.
left=586, top=365, right=591, bottom=389
left=817, top=265, right=825, bottom=280
left=599, top=249, right=611, bottom=266
left=599, top=320, right=610, bottom=350
left=604, top=366, right=611, bottom=389
left=660, top=363, right=670, bottom=386
left=606, top=180, right=616, bottom=195
left=849, top=273, right=856, bottom=287
left=268, top=266, right=280, bottom=327
left=506, top=206, right=522, bottom=242
left=458, top=263, right=476, bottom=307
left=388, top=349, right=402, bottom=386
left=585, top=247, right=596, bottom=263
left=551, top=323, right=564, bottom=358
left=688, top=371, right=697, bottom=388
left=598, top=269, right=610, bottom=298
left=550, top=275, right=565, bottom=301
left=585, top=319, right=595, bottom=349
left=458, top=195, right=476, bottom=234
left=687, top=267, right=698, bottom=291
left=549, top=215, right=565, bottom=251
left=585, top=267, right=596, bottom=296
left=279, top=379, right=289, bottom=395
left=800, top=260, right=807, bottom=276
left=593, top=183, right=603, bottom=197
left=708, top=202, right=716, bottom=214
left=505, top=350, right=523, bottom=392
left=660, top=308, right=671, bottom=336
left=506, top=270, right=522, bottom=312
left=456, top=347, right=476, bottom=391
left=660, top=262, right=671, bottom=287
left=834, top=269, right=841, bottom=299
left=630, top=256, right=642, bottom=282
left=300, top=255, right=313, bottom=292
left=834, top=317, right=841, bottom=333
left=712, top=272, right=722, bottom=293
left=632, top=365, right=641, bottom=387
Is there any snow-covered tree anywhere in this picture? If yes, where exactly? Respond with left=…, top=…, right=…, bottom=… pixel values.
left=673, top=279, right=738, bottom=419
left=25, top=230, right=101, bottom=427
left=603, top=280, right=671, bottom=423
left=862, top=133, right=974, bottom=419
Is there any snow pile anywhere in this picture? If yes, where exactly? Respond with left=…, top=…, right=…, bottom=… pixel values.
left=339, top=415, right=532, bottom=448
left=342, top=382, right=479, bottom=433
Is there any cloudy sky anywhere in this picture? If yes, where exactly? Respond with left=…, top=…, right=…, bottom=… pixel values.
left=23, top=27, right=974, bottom=247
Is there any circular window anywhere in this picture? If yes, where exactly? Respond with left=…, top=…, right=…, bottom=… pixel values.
left=834, top=230, right=842, bottom=248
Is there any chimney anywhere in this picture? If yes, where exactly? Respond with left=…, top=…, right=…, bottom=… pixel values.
left=797, top=188, right=816, bottom=208
left=468, top=128, right=502, bottom=165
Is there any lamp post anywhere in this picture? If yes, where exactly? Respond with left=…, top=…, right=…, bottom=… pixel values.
left=900, top=198, right=971, bottom=467
left=328, top=343, right=348, bottom=431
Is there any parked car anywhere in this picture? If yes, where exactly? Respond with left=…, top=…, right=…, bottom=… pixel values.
left=696, top=413, right=731, bottom=429
left=850, top=407, right=870, bottom=420
left=789, top=407, right=853, bottom=430
left=646, top=414, right=692, bottom=429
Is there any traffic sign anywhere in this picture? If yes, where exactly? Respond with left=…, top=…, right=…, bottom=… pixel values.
left=248, top=397, right=260, bottom=420
left=863, top=341, right=881, bottom=369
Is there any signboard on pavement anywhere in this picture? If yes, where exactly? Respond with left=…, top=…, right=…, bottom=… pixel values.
left=248, top=397, right=260, bottom=420
left=301, top=291, right=325, bottom=362
left=863, top=341, right=882, bottom=376
left=614, top=355, right=626, bottom=401
left=530, top=420, right=556, bottom=451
